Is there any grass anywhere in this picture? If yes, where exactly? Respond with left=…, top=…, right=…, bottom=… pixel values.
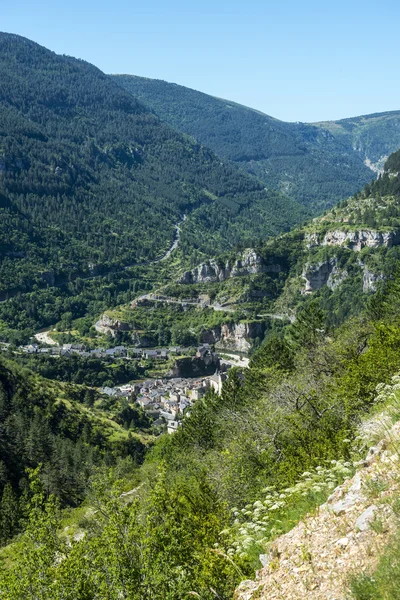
left=348, top=520, right=400, bottom=599
left=348, top=382, right=400, bottom=599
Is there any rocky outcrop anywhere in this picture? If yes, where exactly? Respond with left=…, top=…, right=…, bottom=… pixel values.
left=358, top=261, right=385, bottom=293
left=217, top=322, right=265, bottom=353
left=95, top=313, right=155, bottom=345
left=305, top=229, right=400, bottom=251
left=231, top=248, right=279, bottom=277
left=169, top=354, right=220, bottom=378
left=178, top=249, right=281, bottom=284
left=363, top=269, right=384, bottom=293
left=178, top=259, right=230, bottom=284
left=302, top=259, right=347, bottom=294
left=95, top=313, right=133, bottom=337
left=200, top=321, right=266, bottom=352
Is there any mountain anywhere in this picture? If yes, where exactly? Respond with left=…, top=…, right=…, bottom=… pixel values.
left=109, top=150, right=400, bottom=349
left=314, top=110, right=400, bottom=173
left=0, top=33, right=305, bottom=304
left=113, top=75, right=400, bottom=211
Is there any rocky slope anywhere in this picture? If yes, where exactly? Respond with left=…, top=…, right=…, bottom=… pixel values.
left=96, top=311, right=265, bottom=352
left=235, top=416, right=400, bottom=600
left=305, top=228, right=400, bottom=250
left=201, top=321, right=266, bottom=352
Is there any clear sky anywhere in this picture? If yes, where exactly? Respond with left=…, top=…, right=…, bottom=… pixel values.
left=1, top=0, right=399, bottom=122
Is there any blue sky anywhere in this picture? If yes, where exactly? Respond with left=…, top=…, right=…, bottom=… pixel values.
left=1, top=0, right=399, bottom=122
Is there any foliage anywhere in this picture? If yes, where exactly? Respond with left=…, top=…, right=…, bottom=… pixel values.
left=0, top=357, right=147, bottom=544
left=0, top=468, right=240, bottom=600
left=113, top=75, right=398, bottom=212
left=0, top=33, right=305, bottom=324
left=14, top=353, right=141, bottom=387
left=220, top=459, right=353, bottom=564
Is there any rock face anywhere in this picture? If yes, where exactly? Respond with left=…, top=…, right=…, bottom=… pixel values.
left=95, top=314, right=134, bottom=337
left=305, top=229, right=400, bottom=251
left=360, top=264, right=385, bottom=293
left=231, top=248, right=271, bottom=277
left=178, top=249, right=281, bottom=284
left=200, top=321, right=266, bottom=352
left=178, top=259, right=230, bottom=284
left=170, top=354, right=220, bottom=378
left=302, top=259, right=347, bottom=294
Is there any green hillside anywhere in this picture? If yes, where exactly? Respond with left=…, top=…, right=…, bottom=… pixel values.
left=0, top=354, right=153, bottom=544
left=4, top=201, right=400, bottom=598
left=0, top=33, right=304, bottom=304
left=113, top=75, right=394, bottom=211
left=128, top=151, right=400, bottom=341
left=315, top=110, right=400, bottom=172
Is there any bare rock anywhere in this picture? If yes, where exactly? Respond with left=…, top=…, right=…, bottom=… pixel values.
left=355, top=505, right=377, bottom=532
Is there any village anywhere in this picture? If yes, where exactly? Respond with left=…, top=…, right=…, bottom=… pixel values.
left=0, top=339, right=239, bottom=435
left=102, top=370, right=228, bottom=434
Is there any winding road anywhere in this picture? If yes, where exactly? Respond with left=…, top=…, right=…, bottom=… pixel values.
left=1, top=215, right=187, bottom=305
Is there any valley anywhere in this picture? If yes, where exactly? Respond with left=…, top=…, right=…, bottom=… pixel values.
left=2, top=30, right=400, bottom=600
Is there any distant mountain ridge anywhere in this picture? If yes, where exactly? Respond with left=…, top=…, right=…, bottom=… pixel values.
left=314, top=110, right=400, bottom=172
left=113, top=75, right=400, bottom=211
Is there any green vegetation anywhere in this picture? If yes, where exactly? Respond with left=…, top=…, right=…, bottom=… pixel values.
left=315, top=110, right=400, bottom=172
left=3, top=263, right=400, bottom=596
left=12, top=353, right=142, bottom=387
left=0, top=33, right=306, bottom=336
left=103, top=301, right=237, bottom=346
left=0, top=357, right=152, bottom=545
left=3, top=36, right=400, bottom=598
left=113, top=75, right=400, bottom=212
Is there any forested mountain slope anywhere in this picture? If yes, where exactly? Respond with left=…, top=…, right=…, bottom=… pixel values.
left=2, top=141, right=400, bottom=600
left=146, top=150, right=400, bottom=337
left=0, top=33, right=304, bottom=300
left=113, top=75, right=400, bottom=211
left=4, top=228, right=400, bottom=598
left=0, top=355, right=151, bottom=544
left=315, top=110, right=400, bottom=173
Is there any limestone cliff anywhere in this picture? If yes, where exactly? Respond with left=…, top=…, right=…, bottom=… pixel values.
left=302, top=258, right=348, bottom=294
left=305, top=228, right=400, bottom=251
left=178, top=248, right=281, bottom=284
left=94, top=314, right=153, bottom=346
left=200, top=321, right=266, bottom=352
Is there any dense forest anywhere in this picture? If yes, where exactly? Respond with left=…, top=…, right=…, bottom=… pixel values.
left=113, top=75, right=400, bottom=211
left=0, top=33, right=305, bottom=307
left=0, top=357, right=152, bottom=545
left=315, top=110, right=400, bottom=171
